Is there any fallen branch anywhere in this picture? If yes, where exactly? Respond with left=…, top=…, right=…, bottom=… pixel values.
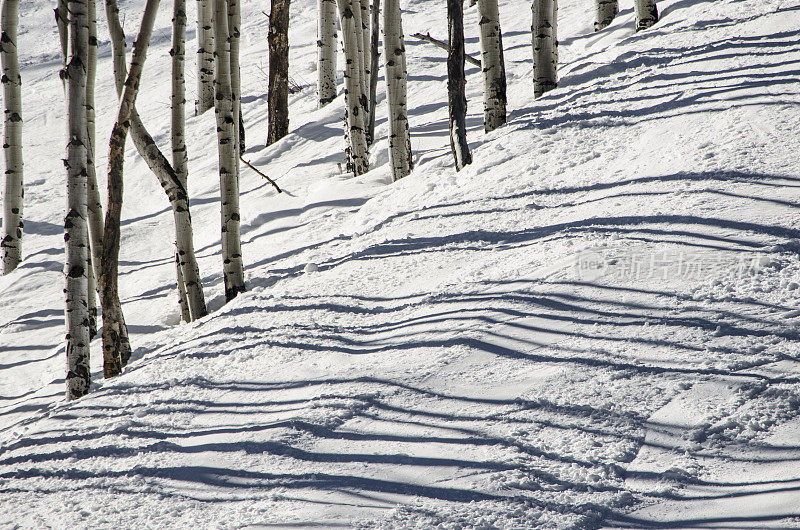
left=240, top=156, right=282, bottom=193
left=411, top=32, right=481, bottom=67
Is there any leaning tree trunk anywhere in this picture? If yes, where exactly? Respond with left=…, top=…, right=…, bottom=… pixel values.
left=634, top=0, right=658, bottom=31
left=172, top=0, right=208, bottom=322
left=594, top=0, right=617, bottom=31
left=317, top=0, right=338, bottom=107
left=366, top=0, right=380, bottom=144
left=195, top=0, right=215, bottom=114
left=531, top=0, right=557, bottom=98
left=446, top=0, right=471, bottom=171
left=476, top=0, right=506, bottom=132
left=336, top=0, right=369, bottom=175
left=102, top=0, right=161, bottom=378
left=214, top=0, right=245, bottom=301
left=382, top=0, right=411, bottom=180
left=1, top=0, right=23, bottom=275
left=267, top=0, right=291, bottom=145
left=64, top=0, right=91, bottom=400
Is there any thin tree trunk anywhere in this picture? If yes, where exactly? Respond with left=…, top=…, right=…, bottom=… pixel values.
left=446, top=0, right=471, bottom=171
left=106, top=0, right=207, bottom=323
left=267, top=0, right=290, bottom=145
left=214, top=0, right=245, bottom=301
left=476, top=0, right=506, bottom=132
left=531, top=0, right=557, bottom=98
left=317, top=0, right=338, bottom=107
left=336, top=0, right=369, bottom=175
left=359, top=0, right=370, bottom=129
left=366, top=0, right=379, bottom=145
left=350, top=0, right=366, bottom=98
left=172, top=0, right=208, bottom=321
left=1, top=0, right=23, bottom=274
left=64, top=0, right=91, bottom=400
left=634, top=0, right=658, bottom=31
left=87, top=249, right=97, bottom=338
left=382, top=0, right=411, bottom=181
left=102, top=0, right=160, bottom=378
left=594, top=0, right=617, bottom=31
left=228, top=0, right=242, bottom=155
left=410, top=32, right=481, bottom=67
left=86, top=0, right=104, bottom=318
left=195, top=0, right=215, bottom=114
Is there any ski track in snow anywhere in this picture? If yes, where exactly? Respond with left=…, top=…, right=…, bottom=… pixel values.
left=2, top=0, right=800, bottom=527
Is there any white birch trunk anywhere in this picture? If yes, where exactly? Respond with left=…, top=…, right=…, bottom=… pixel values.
left=86, top=0, right=104, bottom=302
left=366, top=0, right=379, bottom=144
left=195, top=0, right=215, bottom=114
left=447, top=0, right=471, bottom=171
left=382, top=0, right=411, bottom=181
left=317, top=0, right=338, bottom=107
left=1, top=0, right=23, bottom=274
left=65, top=0, right=91, bottom=400
left=359, top=0, right=370, bottom=116
left=476, top=0, right=506, bottom=132
left=634, top=0, right=658, bottom=31
left=531, top=0, right=557, bottom=99
left=172, top=0, right=207, bottom=321
left=349, top=0, right=366, bottom=98
left=214, top=0, right=245, bottom=301
left=594, top=0, right=617, bottom=31
left=228, top=0, right=241, bottom=156
left=336, top=0, right=369, bottom=175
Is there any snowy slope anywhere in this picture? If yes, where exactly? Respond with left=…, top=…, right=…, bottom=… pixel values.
left=2, top=0, right=800, bottom=527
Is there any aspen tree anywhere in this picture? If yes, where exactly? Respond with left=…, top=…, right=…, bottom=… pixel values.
left=64, top=0, right=91, bottom=400
left=476, top=0, right=506, bottom=132
left=350, top=0, right=366, bottom=97
left=447, top=0, right=471, bottom=171
left=594, top=0, right=617, bottom=31
left=267, top=0, right=290, bottom=145
left=1, top=0, right=22, bottom=274
left=382, top=0, right=411, bottom=180
left=196, top=0, right=215, bottom=114
left=214, top=0, right=245, bottom=301
left=317, top=0, right=338, bottom=107
left=336, top=0, right=369, bottom=175
left=366, top=0, right=380, bottom=144
left=531, top=0, right=557, bottom=98
left=634, top=0, right=658, bottom=31
left=102, top=0, right=161, bottom=377
left=228, top=0, right=242, bottom=153
left=359, top=0, right=371, bottom=129
left=86, top=0, right=103, bottom=334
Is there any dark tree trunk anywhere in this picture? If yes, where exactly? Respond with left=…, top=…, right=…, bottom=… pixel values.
left=366, top=0, right=380, bottom=145
left=446, top=0, right=471, bottom=171
left=267, top=0, right=290, bottom=145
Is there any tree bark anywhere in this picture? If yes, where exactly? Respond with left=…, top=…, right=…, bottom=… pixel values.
left=531, top=0, right=557, bottom=98
left=102, top=0, right=161, bottom=378
left=594, top=0, right=617, bottom=31
left=366, top=0, right=380, bottom=144
left=410, top=32, right=481, bottom=67
left=195, top=0, right=215, bottom=114
left=228, top=0, right=242, bottom=155
left=634, top=0, right=658, bottom=31
left=172, top=0, right=208, bottom=322
left=476, top=0, right=506, bottom=132
left=267, top=0, right=290, bottom=145
left=446, top=0, right=471, bottom=171
left=317, top=0, right=338, bottom=107
left=382, top=0, right=411, bottom=180
left=336, top=0, right=369, bottom=175
left=1, top=0, right=23, bottom=274
left=64, top=0, right=91, bottom=400
left=214, top=0, right=245, bottom=301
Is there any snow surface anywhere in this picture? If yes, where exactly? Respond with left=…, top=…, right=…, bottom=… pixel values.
left=2, top=0, right=800, bottom=527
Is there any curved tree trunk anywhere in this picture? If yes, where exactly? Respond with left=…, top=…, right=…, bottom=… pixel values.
left=64, top=0, right=91, bottom=400
left=446, top=0, right=471, bottom=171
left=336, top=0, right=369, bottom=175
left=172, top=0, right=208, bottom=322
left=1, top=0, right=23, bottom=274
left=317, top=0, right=338, bottom=107
left=382, top=0, right=411, bottom=180
left=366, top=0, right=379, bottom=145
left=634, top=0, right=658, bottom=31
left=102, top=0, right=161, bottom=378
left=476, top=0, right=506, bottom=132
left=195, top=0, right=215, bottom=114
left=214, top=0, right=245, bottom=301
left=594, top=0, right=617, bottom=31
left=531, top=0, right=557, bottom=98
left=267, top=0, right=291, bottom=145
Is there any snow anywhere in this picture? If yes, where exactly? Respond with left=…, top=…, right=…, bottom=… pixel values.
left=2, top=0, right=800, bottom=526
